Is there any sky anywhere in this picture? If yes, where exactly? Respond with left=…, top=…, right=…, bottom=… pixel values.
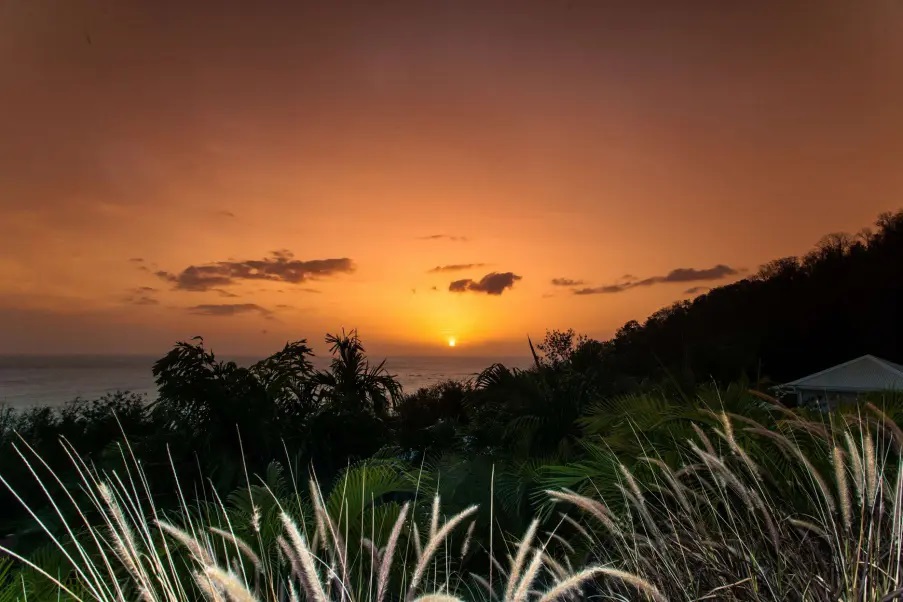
left=1, top=0, right=902, bottom=357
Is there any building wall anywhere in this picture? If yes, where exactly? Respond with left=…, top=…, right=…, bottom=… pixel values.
left=797, top=389, right=861, bottom=411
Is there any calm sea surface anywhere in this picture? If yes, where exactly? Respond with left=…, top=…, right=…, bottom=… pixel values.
left=0, top=355, right=532, bottom=408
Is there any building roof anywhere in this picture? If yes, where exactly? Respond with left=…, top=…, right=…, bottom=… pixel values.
left=783, top=355, right=903, bottom=392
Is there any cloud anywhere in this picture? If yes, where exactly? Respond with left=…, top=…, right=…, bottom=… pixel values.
left=217, top=210, right=236, bottom=218
left=449, top=271, right=522, bottom=295
left=573, top=264, right=739, bottom=295
left=129, top=258, right=144, bottom=263
left=574, top=284, right=632, bottom=295
left=551, top=278, right=585, bottom=286
left=187, top=303, right=273, bottom=317
left=214, top=288, right=239, bottom=298
left=428, top=263, right=486, bottom=273
left=123, top=287, right=159, bottom=305
left=684, top=286, right=710, bottom=295
left=268, top=287, right=319, bottom=294
left=157, top=251, right=354, bottom=291
left=419, top=234, right=468, bottom=242
left=652, top=265, right=738, bottom=283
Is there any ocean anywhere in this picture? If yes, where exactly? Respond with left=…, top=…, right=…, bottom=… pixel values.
left=0, top=354, right=532, bottom=408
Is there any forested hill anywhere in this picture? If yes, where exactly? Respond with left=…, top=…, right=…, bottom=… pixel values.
left=595, top=209, right=903, bottom=389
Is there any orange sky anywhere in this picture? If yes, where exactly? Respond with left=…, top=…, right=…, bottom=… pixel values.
left=1, top=0, right=902, bottom=356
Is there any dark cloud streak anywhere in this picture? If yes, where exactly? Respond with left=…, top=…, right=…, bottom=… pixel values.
left=157, top=251, right=354, bottom=291
left=419, top=234, right=468, bottom=242
left=574, top=284, right=630, bottom=295
left=551, top=278, right=585, bottom=286
left=188, top=303, right=273, bottom=317
left=574, top=264, right=738, bottom=295
left=123, top=287, right=159, bottom=306
left=449, top=271, right=522, bottom=295
left=652, top=265, right=738, bottom=283
left=428, top=263, right=486, bottom=273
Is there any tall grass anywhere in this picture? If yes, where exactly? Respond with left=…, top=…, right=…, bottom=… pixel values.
left=0, top=437, right=608, bottom=601
left=542, top=402, right=903, bottom=601
left=2, top=400, right=903, bottom=601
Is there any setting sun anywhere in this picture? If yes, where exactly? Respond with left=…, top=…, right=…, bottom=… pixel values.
left=448, top=337, right=457, bottom=348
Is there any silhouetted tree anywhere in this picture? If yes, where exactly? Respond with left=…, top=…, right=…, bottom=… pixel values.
left=313, top=330, right=402, bottom=418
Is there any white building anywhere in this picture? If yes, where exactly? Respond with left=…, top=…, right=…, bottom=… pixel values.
left=781, top=354, right=903, bottom=408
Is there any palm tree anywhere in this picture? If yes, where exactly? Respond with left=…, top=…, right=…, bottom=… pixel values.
left=467, top=361, right=590, bottom=459
left=314, top=330, right=402, bottom=418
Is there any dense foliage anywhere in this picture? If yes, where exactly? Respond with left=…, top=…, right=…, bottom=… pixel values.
left=3, top=381, right=903, bottom=600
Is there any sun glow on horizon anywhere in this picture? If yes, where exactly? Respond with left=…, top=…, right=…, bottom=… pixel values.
left=448, top=337, right=456, bottom=347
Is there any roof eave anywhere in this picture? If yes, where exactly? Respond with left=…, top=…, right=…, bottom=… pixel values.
left=783, top=384, right=902, bottom=393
